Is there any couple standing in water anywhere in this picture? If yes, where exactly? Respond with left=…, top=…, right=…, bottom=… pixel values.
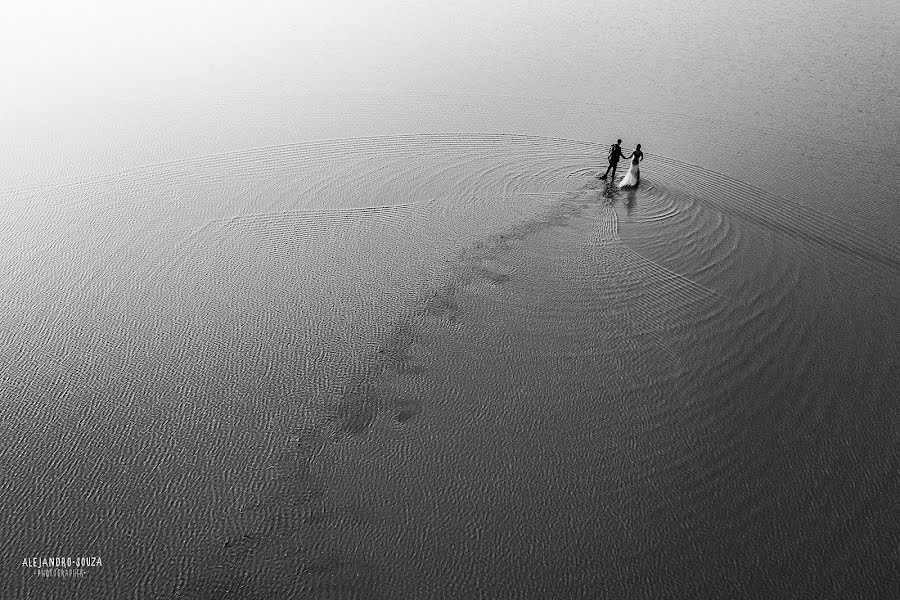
left=599, top=139, right=642, bottom=188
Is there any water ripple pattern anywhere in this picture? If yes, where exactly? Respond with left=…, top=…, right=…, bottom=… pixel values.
left=0, top=132, right=897, bottom=599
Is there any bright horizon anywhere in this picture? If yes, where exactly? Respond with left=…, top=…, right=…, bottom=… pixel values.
left=1, top=0, right=897, bottom=188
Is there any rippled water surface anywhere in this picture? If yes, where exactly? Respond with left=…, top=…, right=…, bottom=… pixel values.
left=2, top=1, right=899, bottom=599
left=3, top=128, right=897, bottom=598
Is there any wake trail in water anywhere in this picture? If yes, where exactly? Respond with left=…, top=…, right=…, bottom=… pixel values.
left=649, top=155, right=900, bottom=274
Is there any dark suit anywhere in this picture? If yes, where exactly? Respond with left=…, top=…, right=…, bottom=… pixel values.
left=600, top=144, right=625, bottom=180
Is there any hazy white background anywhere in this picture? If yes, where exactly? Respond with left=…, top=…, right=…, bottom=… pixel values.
left=2, top=0, right=898, bottom=185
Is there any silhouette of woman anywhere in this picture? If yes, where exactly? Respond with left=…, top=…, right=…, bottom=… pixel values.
left=617, top=144, right=643, bottom=188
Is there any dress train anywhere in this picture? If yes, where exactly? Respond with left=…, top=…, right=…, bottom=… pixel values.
left=617, top=161, right=640, bottom=188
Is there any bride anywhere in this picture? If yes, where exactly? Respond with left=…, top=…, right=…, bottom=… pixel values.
left=617, top=144, right=643, bottom=188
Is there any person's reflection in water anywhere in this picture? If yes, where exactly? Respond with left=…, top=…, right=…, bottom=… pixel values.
left=599, top=183, right=615, bottom=205
left=623, top=187, right=638, bottom=215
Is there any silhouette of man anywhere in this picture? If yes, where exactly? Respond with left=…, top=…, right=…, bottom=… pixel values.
left=599, top=139, right=625, bottom=180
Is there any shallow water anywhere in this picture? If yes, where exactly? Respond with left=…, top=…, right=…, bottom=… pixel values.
left=2, top=1, right=899, bottom=598
left=2, top=129, right=897, bottom=598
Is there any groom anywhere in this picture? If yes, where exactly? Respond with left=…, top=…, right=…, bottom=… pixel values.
left=599, top=139, right=625, bottom=180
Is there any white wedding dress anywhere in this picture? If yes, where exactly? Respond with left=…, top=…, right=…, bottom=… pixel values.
left=617, top=156, right=640, bottom=188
